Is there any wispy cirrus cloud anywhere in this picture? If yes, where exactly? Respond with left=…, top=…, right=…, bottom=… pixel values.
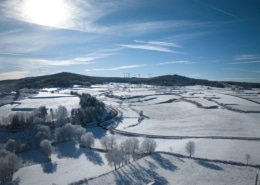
left=159, top=60, right=195, bottom=65
left=121, top=40, right=182, bottom=53
left=225, top=68, right=260, bottom=74
left=229, top=54, right=260, bottom=64
left=194, top=0, right=237, bottom=19
left=233, top=54, right=260, bottom=61
left=85, top=64, right=147, bottom=72
left=121, top=44, right=178, bottom=53
left=0, top=0, right=205, bottom=35
left=0, top=48, right=117, bottom=76
left=134, top=40, right=182, bottom=48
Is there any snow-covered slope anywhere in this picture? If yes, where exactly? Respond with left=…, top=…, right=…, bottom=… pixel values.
left=87, top=153, right=260, bottom=185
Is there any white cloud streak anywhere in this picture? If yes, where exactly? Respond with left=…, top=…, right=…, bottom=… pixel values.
left=233, top=54, right=260, bottom=61
left=195, top=0, right=237, bottom=19
left=134, top=40, right=182, bottom=48
left=86, top=64, right=147, bottom=72
left=225, top=68, right=260, bottom=74
left=159, top=61, right=195, bottom=65
left=121, top=39, right=184, bottom=53
left=121, top=44, right=179, bottom=53
left=229, top=54, right=260, bottom=64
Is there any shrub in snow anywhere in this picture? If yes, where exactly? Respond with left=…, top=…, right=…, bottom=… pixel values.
left=40, top=139, right=53, bottom=160
left=0, top=149, right=22, bottom=183
left=80, top=133, right=95, bottom=148
left=100, top=136, right=117, bottom=150
left=140, top=138, right=156, bottom=155
left=185, top=141, right=195, bottom=158
left=4, top=139, right=17, bottom=153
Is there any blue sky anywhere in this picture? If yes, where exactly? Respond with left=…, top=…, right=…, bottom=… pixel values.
left=0, top=0, right=259, bottom=82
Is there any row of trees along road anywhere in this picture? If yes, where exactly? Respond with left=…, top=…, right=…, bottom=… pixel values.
left=102, top=136, right=157, bottom=170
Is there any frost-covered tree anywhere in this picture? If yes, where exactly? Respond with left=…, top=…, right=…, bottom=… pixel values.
left=100, top=136, right=117, bottom=150
left=105, top=147, right=124, bottom=170
left=185, top=141, right=195, bottom=158
left=120, top=138, right=139, bottom=162
left=80, top=132, right=95, bottom=148
left=54, top=123, right=85, bottom=142
left=4, top=139, right=17, bottom=153
left=32, top=106, right=48, bottom=120
left=129, top=138, right=139, bottom=160
left=0, top=149, right=22, bottom=183
left=40, top=139, right=53, bottom=160
left=55, top=105, right=69, bottom=127
left=140, top=138, right=156, bottom=154
left=35, top=125, right=51, bottom=146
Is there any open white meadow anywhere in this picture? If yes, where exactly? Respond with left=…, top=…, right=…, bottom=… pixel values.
left=1, top=84, right=260, bottom=184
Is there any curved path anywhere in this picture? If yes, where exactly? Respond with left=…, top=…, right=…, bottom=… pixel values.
left=99, top=107, right=260, bottom=141
left=109, top=127, right=260, bottom=141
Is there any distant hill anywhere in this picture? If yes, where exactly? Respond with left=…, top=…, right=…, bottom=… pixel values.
left=0, top=72, right=259, bottom=91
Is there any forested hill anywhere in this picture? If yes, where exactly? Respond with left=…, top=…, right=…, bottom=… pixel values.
left=0, top=72, right=259, bottom=91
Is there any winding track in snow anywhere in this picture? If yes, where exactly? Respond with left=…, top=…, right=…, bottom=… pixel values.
left=98, top=107, right=260, bottom=141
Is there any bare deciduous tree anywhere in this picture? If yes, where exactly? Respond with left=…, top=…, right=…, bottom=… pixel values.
left=140, top=138, right=156, bottom=155
left=185, top=141, right=195, bottom=158
left=105, top=147, right=124, bottom=170
left=100, top=136, right=117, bottom=150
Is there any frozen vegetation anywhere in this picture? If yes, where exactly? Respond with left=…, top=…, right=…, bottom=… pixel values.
left=0, top=84, right=260, bottom=184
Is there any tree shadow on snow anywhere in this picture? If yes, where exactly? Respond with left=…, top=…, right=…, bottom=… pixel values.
left=20, top=149, right=47, bottom=165
left=111, top=160, right=168, bottom=185
left=87, top=127, right=106, bottom=139
left=197, top=160, right=223, bottom=171
left=41, top=161, right=57, bottom=173
left=55, top=141, right=104, bottom=166
left=55, top=141, right=81, bottom=159
left=81, top=148, right=104, bottom=166
left=150, top=153, right=177, bottom=171
left=143, top=159, right=158, bottom=171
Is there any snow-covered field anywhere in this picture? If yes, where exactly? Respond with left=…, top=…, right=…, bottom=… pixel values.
left=0, top=91, right=80, bottom=118
left=87, top=153, right=259, bottom=185
left=13, top=141, right=113, bottom=185
left=1, top=84, right=260, bottom=184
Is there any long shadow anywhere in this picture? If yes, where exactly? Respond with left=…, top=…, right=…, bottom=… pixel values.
left=143, top=159, right=158, bottom=171
left=55, top=140, right=104, bottom=167
left=112, top=159, right=168, bottom=184
left=20, top=149, right=47, bottom=165
left=81, top=148, right=104, bottom=166
left=55, top=141, right=81, bottom=159
left=150, top=153, right=177, bottom=171
left=134, top=161, right=169, bottom=184
left=87, top=127, right=106, bottom=139
left=41, top=161, right=57, bottom=173
left=197, top=160, right=223, bottom=171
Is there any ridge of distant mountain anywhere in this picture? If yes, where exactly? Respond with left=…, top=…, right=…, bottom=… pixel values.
left=0, top=72, right=259, bottom=91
